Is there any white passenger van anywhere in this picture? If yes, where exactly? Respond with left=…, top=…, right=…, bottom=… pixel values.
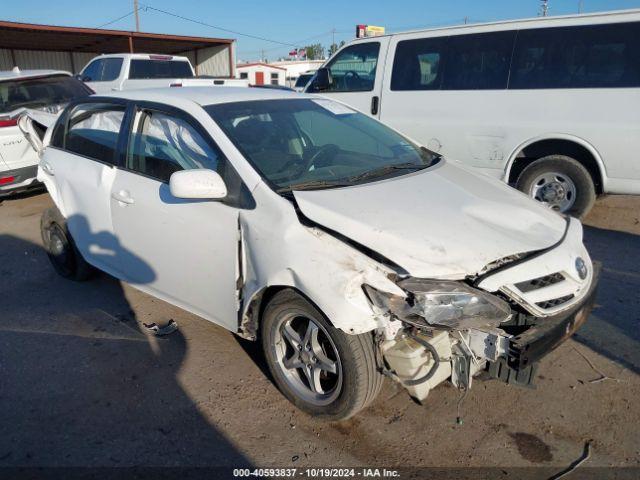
left=307, top=9, right=640, bottom=217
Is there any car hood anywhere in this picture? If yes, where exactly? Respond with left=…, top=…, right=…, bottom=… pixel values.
left=293, top=161, right=567, bottom=279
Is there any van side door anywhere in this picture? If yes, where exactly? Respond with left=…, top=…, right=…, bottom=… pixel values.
left=310, top=38, right=390, bottom=118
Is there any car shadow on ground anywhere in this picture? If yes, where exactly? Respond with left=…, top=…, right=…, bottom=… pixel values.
left=578, top=226, right=640, bottom=375
left=0, top=231, right=252, bottom=469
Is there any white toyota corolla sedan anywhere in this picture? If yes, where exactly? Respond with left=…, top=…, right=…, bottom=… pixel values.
left=35, top=87, right=599, bottom=420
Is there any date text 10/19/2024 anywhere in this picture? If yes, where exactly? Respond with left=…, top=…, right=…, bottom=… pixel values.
left=233, top=468, right=401, bottom=478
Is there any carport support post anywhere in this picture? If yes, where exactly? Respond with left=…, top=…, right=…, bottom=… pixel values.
left=194, top=48, right=199, bottom=75
left=128, top=35, right=134, bottom=53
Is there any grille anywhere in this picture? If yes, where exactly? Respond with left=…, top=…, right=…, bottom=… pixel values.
left=515, top=273, right=565, bottom=293
left=536, top=294, right=575, bottom=310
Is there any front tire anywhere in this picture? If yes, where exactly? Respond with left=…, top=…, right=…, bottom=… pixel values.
left=261, top=290, right=383, bottom=420
left=515, top=155, right=596, bottom=218
left=41, top=207, right=94, bottom=281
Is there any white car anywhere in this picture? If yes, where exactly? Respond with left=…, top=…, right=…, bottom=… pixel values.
left=0, top=69, right=91, bottom=196
left=35, top=87, right=598, bottom=420
left=292, top=70, right=316, bottom=92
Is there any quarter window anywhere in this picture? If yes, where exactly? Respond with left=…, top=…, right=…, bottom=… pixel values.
left=391, top=37, right=446, bottom=90
left=127, top=110, right=222, bottom=183
left=510, top=22, right=640, bottom=89
left=65, top=103, right=125, bottom=164
left=323, top=42, right=380, bottom=92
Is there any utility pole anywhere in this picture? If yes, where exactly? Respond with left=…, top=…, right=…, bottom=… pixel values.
left=133, top=0, right=140, bottom=31
left=540, top=0, right=549, bottom=17
left=578, top=0, right=583, bottom=13
left=464, top=16, right=468, bottom=24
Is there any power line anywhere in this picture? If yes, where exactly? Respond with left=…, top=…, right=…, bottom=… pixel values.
left=96, top=8, right=140, bottom=29
left=140, top=3, right=298, bottom=47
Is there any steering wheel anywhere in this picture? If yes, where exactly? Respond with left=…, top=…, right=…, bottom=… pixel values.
left=343, top=71, right=361, bottom=89
left=276, top=144, right=339, bottom=180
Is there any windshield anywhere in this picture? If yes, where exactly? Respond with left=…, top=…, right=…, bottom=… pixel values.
left=205, top=98, right=439, bottom=191
left=294, top=74, right=314, bottom=88
left=0, top=75, right=91, bottom=113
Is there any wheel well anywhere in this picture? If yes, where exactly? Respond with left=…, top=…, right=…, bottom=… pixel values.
left=240, top=285, right=333, bottom=340
left=508, top=139, right=603, bottom=194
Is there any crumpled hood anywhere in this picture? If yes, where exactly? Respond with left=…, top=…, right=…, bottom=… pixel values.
left=293, top=161, right=567, bottom=279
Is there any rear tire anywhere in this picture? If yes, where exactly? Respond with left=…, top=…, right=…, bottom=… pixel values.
left=261, top=289, right=383, bottom=420
left=516, top=155, right=596, bottom=218
left=41, top=207, right=94, bottom=281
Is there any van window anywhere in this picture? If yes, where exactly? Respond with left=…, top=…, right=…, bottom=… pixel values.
left=65, top=103, right=125, bottom=164
left=323, top=42, right=380, bottom=92
left=127, top=110, right=222, bottom=183
left=81, top=58, right=123, bottom=82
left=510, top=22, right=640, bottom=89
left=391, top=37, right=446, bottom=90
left=443, top=31, right=516, bottom=90
left=128, top=60, right=194, bottom=80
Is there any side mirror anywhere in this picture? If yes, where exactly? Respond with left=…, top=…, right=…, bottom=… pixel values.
left=169, top=169, right=227, bottom=200
left=313, top=68, right=332, bottom=91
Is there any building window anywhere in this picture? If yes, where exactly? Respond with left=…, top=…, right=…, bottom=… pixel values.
left=239, top=72, right=248, bottom=79
left=271, top=72, right=279, bottom=85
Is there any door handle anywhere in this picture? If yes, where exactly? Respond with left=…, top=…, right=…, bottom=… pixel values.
left=371, top=96, right=379, bottom=116
left=112, top=190, right=135, bottom=205
left=40, top=161, right=54, bottom=176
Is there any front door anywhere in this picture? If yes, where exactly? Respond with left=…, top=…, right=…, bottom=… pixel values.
left=255, top=71, right=265, bottom=85
left=109, top=105, right=240, bottom=330
left=311, top=39, right=389, bottom=118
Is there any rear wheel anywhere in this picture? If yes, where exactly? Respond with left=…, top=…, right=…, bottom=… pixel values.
left=41, top=207, right=94, bottom=281
left=261, top=290, right=383, bottom=420
left=516, top=155, right=596, bottom=218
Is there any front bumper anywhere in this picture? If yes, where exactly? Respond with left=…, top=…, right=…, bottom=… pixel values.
left=0, top=165, right=40, bottom=195
left=505, top=261, right=600, bottom=372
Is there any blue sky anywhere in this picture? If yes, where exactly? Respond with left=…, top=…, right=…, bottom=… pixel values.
left=4, top=0, right=640, bottom=61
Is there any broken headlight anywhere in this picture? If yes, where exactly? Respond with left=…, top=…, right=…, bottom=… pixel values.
left=364, top=278, right=511, bottom=330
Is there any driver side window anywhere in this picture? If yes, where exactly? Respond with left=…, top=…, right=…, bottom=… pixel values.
left=324, top=42, right=380, bottom=92
left=126, top=110, right=223, bottom=183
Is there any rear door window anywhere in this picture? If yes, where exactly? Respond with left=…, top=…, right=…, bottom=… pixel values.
left=81, top=58, right=123, bottom=82
left=128, top=60, right=194, bottom=79
left=391, top=37, right=446, bottom=91
left=64, top=103, right=125, bottom=164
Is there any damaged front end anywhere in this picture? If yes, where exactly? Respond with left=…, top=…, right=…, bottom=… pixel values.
left=366, top=266, right=600, bottom=402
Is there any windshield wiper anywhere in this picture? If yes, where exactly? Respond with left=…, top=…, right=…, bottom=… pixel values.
left=276, top=179, right=352, bottom=193
left=346, top=162, right=428, bottom=183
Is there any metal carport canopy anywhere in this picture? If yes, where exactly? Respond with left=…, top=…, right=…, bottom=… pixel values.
left=0, top=20, right=234, bottom=54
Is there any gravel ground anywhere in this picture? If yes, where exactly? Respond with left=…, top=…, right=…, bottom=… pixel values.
left=1, top=192, right=638, bottom=476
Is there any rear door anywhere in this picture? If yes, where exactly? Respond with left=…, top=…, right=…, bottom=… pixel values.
left=108, top=103, right=241, bottom=330
left=81, top=57, right=124, bottom=94
left=42, top=100, right=127, bottom=273
left=121, top=58, right=194, bottom=90
left=310, top=38, right=390, bottom=118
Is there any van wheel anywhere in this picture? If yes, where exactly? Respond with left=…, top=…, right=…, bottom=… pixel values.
left=261, top=290, right=383, bottom=421
left=516, top=155, right=596, bottom=218
left=41, top=207, right=94, bottom=281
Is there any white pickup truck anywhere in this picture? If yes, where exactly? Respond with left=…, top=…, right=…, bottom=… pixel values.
left=77, top=53, right=247, bottom=94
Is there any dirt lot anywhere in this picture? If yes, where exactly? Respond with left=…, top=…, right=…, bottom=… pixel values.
left=1, top=192, right=639, bottom=476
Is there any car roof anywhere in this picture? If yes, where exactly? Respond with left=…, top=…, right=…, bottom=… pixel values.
left=99, top=86, right=308, bottom=107
left=0, top=69, right=71, bottom=81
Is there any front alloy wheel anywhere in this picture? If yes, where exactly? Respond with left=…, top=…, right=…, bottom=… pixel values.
left=261, top=290, right=383, bottom=420
left=274, top=313, right=342, bottom=406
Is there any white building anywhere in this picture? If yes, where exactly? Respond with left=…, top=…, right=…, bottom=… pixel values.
left=271, top=60, right=325, bottom=88
left=235, top=62, right=286, bottom=86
